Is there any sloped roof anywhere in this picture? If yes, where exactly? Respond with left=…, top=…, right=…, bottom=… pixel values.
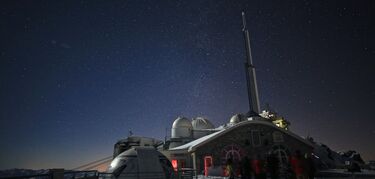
left=169, top=119, right=313, bottom=152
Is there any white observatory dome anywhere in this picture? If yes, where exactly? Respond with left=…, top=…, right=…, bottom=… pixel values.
left=229, top=114, right=247, bottom=124
left=191, top=117, right=214, bottom=139
left=171, top=117, right=192, bottom=138
left=191, top=117, right=214, bottom=130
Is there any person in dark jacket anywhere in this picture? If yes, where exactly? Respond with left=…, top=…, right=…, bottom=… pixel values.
left=267, top=153, right=279, bottom=179
left=290, top=150, right=305, bottom=179
left=252, top=154, right=266, bottom=179
left=226, top=158, right=235, bottom=179
left=304, top=153, right=316, bottom=179
left=241, top=156, right=252, bottom=179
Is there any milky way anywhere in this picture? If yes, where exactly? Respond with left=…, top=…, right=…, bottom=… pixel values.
left=0, top=0, right=374, bottom=169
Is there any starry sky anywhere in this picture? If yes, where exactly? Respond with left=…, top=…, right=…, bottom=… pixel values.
left=1, top=0, right=374, bottom=170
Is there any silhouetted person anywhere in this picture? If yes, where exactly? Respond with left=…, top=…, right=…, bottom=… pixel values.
left=226, top=158, right=235, bottom=179
left=267, top=153, right=279, bottom=179
left=290, top=150, right=305, bottom=179
left=241, top=156, right=252, bottom=179
left=348, top=161, right=361, bottom=173
left=304, top=153, right=316, bottom=179
left=252, top=154, right=266, bottom=179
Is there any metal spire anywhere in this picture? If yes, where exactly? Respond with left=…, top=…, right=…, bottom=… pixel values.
left=242, top=11, right=261, bottom=116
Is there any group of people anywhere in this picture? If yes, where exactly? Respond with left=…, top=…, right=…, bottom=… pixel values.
left=225, top=150, right=316, bottom=179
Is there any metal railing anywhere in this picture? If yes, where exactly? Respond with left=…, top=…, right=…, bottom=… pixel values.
left=98, top=168, right=198, bottom=179
left=3, top=170, right=375, bottom=179
left=64, top=170, right=99, bottom=179
left=0, top=173, right=51, bottom=179
left=174, top=168, right=197, bottom=179
left=0, top=170, right=199, bottom=179
left=99, top=171, right=167, bottom=179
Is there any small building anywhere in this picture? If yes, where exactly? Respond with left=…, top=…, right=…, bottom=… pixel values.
left=161, top=116, right=313, bottom=176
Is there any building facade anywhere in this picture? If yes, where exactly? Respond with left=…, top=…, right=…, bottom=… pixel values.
left=162, top=119, right=313, bottom=176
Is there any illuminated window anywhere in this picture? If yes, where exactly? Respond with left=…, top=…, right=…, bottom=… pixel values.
left=204, top=156, right=213, bottom=176
left=171, top=159, right=178, bottom=171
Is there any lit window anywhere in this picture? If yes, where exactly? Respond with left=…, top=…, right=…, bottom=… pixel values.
left=171, top=159, right=178, bottom=171
left=204, top=156, right=213, bottom=176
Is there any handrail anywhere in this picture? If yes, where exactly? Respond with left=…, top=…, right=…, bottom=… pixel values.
left=64, top=170, right=98, bottom=174
left=1, top=168, right=200, bottom=179
left=72, top=156, right=112, bottom=171
left=0, top=173, right=50, bottom=179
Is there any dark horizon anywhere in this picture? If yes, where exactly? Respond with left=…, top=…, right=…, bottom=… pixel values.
left=0, top=0, right=374, bottom=169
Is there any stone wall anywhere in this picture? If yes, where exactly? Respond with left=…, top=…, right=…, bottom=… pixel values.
left=193, top=123, right=312, bottom=172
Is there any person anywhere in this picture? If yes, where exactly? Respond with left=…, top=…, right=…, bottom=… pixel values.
left=290, top=150, right=305, bottom=179
left=241, top=156, right=252, bottom=179
left=226, top=158, right=235, bottom=179
left=252, top=154, right=266, bottom=179
left=348, top=161, right=361, bottom=173
left=304, top=153, right=316, bottom=179
left=266, top=153, right=279, bottom=179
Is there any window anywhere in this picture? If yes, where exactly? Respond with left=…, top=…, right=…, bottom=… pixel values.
left=251, top=130, right=261, bottom=147
left=273, top=131, right=284, bottom=143
left=204, top=156, right=213, bottom=176
left=171, top=159, right=178, bottom=171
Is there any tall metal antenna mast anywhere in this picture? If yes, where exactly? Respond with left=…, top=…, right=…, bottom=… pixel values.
left=242, top=11, right=261, bottom=116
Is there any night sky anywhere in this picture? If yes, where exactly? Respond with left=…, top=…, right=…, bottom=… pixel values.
left=1, top=0, right=374, bottom=170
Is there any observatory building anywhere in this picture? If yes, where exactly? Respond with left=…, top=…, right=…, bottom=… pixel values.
left=160, top=115, right=313, bottom=176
